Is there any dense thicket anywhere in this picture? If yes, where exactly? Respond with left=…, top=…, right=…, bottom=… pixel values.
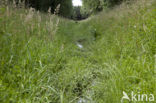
left=82, top=0, right=130, bottom=13
left=71, top=0, right=131, bottom=20
left=9, top=0, right=73, bottom=17
left=72, top=6, right=89, bottom=20
left=29, top=0, right=73, bottom=17
left=6, top=0, right=131, bottom=19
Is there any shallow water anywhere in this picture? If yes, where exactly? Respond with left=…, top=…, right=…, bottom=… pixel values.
left=76, top=43, right=83, bottom=49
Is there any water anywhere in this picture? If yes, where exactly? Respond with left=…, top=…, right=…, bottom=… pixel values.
left=76, top=43, right=83, bottom=49
left=78, top=98, right=87, bottom=103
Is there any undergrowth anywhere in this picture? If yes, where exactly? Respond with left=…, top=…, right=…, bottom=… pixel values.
left=0, top=0, right=156, bottom=103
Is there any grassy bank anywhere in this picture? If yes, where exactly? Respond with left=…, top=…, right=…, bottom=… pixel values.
left=0, top=0, right=156, bottom=102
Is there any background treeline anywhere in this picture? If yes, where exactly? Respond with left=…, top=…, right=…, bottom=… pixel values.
left=7, top=0, right=131, bottom=19
left=82, top=0, right=131, bottom=15
left=25, top=0, right=73, bottom=17
left=72, top=0, right=131, bottom=20
left=72, top=6, right=89, bottom=20
left=8, top=0, right=73, bottom=17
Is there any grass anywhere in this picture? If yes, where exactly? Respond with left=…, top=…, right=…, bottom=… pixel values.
left=0, top=0, right=156, bottom=103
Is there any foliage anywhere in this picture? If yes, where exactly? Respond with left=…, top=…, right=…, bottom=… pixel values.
left=0, top=0, right=156, bottom=102
left=8, top=0, right=73, bottom=17
left=72, top=6, right=89, bottom=20
left=82, top=0, right=131, bottom=14
left=82, top=0, right=103, bottom=13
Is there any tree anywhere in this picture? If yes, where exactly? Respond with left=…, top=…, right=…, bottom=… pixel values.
left=82, top=0, right=130, bottom=14
left=82, top=0, right=103, bottom=14
left=59, top=0, right=73, bottom=17
left=24, top=0, right=73, bottom=17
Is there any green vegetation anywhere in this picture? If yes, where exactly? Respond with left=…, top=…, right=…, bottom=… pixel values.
left=6, top=0, right=73, bottom=17
left=82, top=0, right=131, bottom=14
left=0, top=0, right=156, bottom=103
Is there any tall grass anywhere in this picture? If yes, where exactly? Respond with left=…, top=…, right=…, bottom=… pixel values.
left=0, top=0, right=156, bottom=103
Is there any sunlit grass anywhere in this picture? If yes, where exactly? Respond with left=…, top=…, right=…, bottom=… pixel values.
left=0, top=0, right=156, bottom=103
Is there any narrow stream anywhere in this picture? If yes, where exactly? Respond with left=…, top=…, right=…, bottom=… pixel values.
left=76, top=42, right=83, bottom=49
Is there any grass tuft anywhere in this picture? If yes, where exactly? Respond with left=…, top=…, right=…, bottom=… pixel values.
left=0, top=0, right=156, bottom=102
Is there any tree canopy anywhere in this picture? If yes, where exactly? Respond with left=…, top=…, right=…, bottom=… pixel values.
left=9, top=0, right=131, bottom=19
left=82, top=0, right=130, bottom=13
left=24, top=0, right=73, bottom=17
